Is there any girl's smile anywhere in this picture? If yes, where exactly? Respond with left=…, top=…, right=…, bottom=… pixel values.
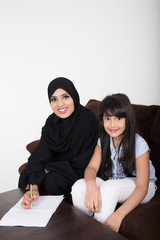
left=109, top=129, right=119, bottom=133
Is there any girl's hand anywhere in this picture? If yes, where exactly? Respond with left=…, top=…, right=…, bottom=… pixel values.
left=105, top=211, right=123, bottom=232
left=85, top=183, right=101, bottom=213
left=21, top=185, right=39, bottom=209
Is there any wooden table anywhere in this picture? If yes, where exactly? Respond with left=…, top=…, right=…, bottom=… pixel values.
left=0, top=188, right=128, bottom=240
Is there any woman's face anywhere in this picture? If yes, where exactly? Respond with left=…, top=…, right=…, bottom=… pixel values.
left=50, top=88, right=75, bottom=118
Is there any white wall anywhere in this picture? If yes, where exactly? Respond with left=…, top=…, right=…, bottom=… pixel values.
left=0, top=0, right=159, bottom=193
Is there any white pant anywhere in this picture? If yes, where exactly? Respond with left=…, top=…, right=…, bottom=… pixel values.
left=71, top=178, right=157, bottom=223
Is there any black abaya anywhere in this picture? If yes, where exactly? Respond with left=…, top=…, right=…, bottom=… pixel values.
left=19, top=77, right=98, bottom=195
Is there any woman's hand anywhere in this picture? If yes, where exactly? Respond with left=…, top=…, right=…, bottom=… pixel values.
left=85, top=182, right=101, bottom=213
left=45, top=168, right=50, bottom=174
left=105, top=211, right=123, bottom=232
left=21, top=185, right=39, bottom=209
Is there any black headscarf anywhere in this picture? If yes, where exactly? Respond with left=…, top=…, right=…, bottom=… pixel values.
left=48, top=77, right=79, bottom=108
left=42, top=77, right=84, bottom=152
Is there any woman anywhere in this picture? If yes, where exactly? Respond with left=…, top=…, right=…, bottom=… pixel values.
left=19, top=77, right=98, bottom=209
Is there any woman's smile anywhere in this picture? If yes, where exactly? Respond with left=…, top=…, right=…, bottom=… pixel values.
left=57, top=107, right=68, bottom=114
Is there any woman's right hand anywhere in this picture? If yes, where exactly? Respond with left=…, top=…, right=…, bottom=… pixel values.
left=84, top=182, right=101, bottom=213
left=21, top=185, right=39, bottom=209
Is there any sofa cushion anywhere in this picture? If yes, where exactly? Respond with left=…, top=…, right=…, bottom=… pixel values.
left=119, top=191, right=160, bottom=240
left=151, top=108, right=160, bottom=146
left=85, top=99, right=101, bottom=117
left=132, top=104, right=159, bottom=145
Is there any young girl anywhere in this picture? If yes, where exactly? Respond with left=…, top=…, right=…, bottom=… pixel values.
left=71, top=93, right=157, bottom=232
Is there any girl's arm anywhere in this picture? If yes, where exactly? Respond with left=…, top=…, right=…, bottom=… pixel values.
left=84, top=145, right=102, bottom=213
left=105, top=151, right=150, bottom=232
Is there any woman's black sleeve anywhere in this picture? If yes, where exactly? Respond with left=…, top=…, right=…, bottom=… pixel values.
left=18, top=136, right=53, bottom=188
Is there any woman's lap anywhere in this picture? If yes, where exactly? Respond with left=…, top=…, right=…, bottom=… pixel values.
left=42, top=171, right=73, bottom=195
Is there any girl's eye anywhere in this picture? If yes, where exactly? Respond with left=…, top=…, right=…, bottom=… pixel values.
left=105, top=117, right=110, bottom=121
left=117, top=117, right=122, bottom=120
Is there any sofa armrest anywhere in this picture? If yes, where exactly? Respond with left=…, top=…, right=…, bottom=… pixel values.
left=26, top=140, right=40, bottom=153
left=18, top=140, right=40, bottom=174
left=18, top=162, right=28, bottom=174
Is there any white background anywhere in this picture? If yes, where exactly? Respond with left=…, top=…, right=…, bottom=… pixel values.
left=0, top=0, right=159, bottom=193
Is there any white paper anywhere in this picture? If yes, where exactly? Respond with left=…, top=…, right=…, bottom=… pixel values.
left=0, top=195, right=64, bottom=227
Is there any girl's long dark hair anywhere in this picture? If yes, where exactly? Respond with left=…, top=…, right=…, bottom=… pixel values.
left=98, top=93, right=137, bottom=180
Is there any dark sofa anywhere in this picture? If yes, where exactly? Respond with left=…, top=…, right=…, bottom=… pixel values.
left=19, top=99, right=160, bottom=240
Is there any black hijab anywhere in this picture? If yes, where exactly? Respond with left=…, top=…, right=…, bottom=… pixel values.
left=42, top=77, right=85, bottom=152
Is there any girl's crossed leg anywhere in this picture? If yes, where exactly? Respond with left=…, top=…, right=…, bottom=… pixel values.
left=72, top=178, right=156, bottom=223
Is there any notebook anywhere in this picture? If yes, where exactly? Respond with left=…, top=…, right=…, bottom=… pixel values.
left=0, top=195, right=64, bottom=227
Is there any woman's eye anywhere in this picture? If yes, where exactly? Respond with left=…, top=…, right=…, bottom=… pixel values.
left=51, top=97, right=56, bottom=102
left=63, top=95, right=70, bottom=99
left=117, top=117, right=122, bottom=120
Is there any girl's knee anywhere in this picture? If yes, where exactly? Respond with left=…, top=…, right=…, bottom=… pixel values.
left=100, top=180, right=122, bottom=199
left=141, top=182, right=157, bottom=203
left=100, top=180, right=117, bottom=192
left=71, top=179, right=86, bottom=197
left=100, top=179, right=136, bottom=203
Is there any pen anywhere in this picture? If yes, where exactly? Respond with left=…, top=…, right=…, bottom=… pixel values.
left=30, top=184, right=33, bottom=209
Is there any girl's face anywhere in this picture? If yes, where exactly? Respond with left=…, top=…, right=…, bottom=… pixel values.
left=50, top=88, right=74, bottom=118
left=103, top=115, right=126, bottom=142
